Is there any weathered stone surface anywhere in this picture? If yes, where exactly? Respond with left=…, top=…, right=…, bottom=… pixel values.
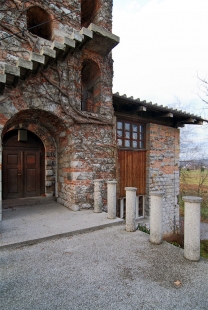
left=183, top=196, right=202, bottom=261
left=94, top=180, right=103, bottom=213
left=125, top=187, right=137, bottom=232
left=146, top=123, right=180, bottom=234
left=107, top=181, right=117, bottom=219
left=0, top=0, right=117, bottom=214
left=150, top=193, right=163, bottom=244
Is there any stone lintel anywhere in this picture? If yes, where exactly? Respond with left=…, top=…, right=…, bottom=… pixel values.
left=182, top=196, right=202, bottom=203
left=94, top=179, right=103, bottom=182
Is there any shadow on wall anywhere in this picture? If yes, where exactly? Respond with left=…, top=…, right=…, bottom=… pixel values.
left=81, top=59, right=101, bottom=113
left=27, top=6, right=53, bottom=40
left=81, top=0, right=100, bottom=27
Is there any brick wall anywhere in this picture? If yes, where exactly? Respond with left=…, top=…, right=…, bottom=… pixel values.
left=146, top=123, right=180, bottom=234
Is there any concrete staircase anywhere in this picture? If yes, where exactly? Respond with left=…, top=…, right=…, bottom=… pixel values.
left=0, top=23, right=119, bottom=95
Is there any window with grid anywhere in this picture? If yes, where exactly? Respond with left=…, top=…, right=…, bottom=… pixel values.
left=117, top=120, right=145, bottom=149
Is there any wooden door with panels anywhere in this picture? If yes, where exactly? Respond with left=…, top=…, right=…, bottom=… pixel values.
left=3, top=130, right=44, bottom=199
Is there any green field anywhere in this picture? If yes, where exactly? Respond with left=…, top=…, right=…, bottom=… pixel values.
left=180, top=169, right=208, bottom=186
left=180, top=169, right=208, bottom=222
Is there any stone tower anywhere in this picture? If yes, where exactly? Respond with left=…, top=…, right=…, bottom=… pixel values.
left=0, top=0, right=119, bottom=218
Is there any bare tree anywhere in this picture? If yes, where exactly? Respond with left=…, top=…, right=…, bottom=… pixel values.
left=198, top=76, right=208, bottom=105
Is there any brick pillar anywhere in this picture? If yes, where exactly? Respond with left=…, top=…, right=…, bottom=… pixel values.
left=183, top=196, right=202, bottom=261
left=107, top=180, right=117, bottom=219
left=150, top=193, right=163, bottom=244
left=125, top=187, right=137, bottom=232
left=94, top=179, right=103, bottom=213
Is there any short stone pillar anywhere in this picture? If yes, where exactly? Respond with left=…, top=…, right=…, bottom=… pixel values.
left=150, top=193, right=163, bottom=245
left=183, top=196, right=202, bottom=261
left=125, top=187, right=137, bottom=232
left=94, top=179, right=103, bottom=213
left=107, top=181, right=117, bottom=219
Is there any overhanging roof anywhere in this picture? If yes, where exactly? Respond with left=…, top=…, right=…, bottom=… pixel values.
left=113, top=93, right=207, bottom=128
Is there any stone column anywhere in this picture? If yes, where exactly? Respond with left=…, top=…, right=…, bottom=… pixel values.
left=150, top=193, right=163, bottom=244
left=125, top=187, right=137, bottom=232
left=183, top=196, right=202, bottom=261
left=107, top=181, right=117, bottom=219
left=94, top=179, right=103, bottom=213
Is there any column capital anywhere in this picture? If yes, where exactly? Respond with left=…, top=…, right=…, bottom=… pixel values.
left=182, top=196, right=202, bottom=203
left=107, top=180, right=117, bottom=184
left=125, top=187, right=137, bottom=191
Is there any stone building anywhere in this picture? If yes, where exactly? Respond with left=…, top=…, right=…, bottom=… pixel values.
left=0, top=0, right=205, bottom=234
left=113, top=94, right=204, bottom=233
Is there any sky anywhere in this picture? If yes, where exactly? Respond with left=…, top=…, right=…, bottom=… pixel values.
left=112, top=0, right=208, bottom=159
left=112, top=0, right=208, bottom=118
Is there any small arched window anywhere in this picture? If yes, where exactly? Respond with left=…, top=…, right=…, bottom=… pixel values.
left=81, top=60, right=101, bottom=113
left=27, top=6, right=52, bottom=40
left=81, top=0, right=99, bottom=28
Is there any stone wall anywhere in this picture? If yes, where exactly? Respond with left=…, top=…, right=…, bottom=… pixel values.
left=0, top=0, right=116, bottom=214
left=146, top=123, right=180, bottom=234
left=0, top=0, right=113, bottom=64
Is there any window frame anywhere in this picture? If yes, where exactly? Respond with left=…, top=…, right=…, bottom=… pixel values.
left=117, top=119, right=146, bottom=150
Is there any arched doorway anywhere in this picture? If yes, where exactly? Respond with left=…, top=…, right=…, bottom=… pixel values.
left=2, top=129, right=45, bottom=199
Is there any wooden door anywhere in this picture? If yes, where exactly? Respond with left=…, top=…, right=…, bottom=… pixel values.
left=24, top=151, right=40, bottom=197
left=3, top=150, right=41, bottom=199
left=3, top=130, right=45, bottom=200
left=118, top=150, right=146, bottom=197
left=3, top=150, right=22, bottom=199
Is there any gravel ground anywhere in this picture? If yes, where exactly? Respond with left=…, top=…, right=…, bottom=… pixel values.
left=1, top=225, right=208, bottom=310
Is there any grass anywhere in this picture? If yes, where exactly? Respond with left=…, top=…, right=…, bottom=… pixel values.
left=180, top=169, right=208, bottom=222
left=180, top=169, right=208, bottom=186
left=138, top=225, right=208, bottom=260
left=137, top=224, right=150, bottom=234
left=201, top=240, right=208, bottom=259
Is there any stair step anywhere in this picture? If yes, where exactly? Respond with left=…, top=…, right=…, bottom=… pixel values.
left=0, top=23, right=119, bottom=94
left=40, top=46, right=56, bottom=67
left=29, top=52, right=45, bottom=73
left=17, top=58, right=33, bottom=80
left=51, top=41, right=66, bottom=59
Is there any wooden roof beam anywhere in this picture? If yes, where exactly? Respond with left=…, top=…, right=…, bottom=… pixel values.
left=156, top=112, right=173, bottom=118
left=195, top=120, right=203, bottom=125
left=136, top=106, right=147, bottom=112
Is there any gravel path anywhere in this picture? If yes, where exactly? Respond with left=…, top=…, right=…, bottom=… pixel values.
left=1, top=225, right=208, bottom=310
